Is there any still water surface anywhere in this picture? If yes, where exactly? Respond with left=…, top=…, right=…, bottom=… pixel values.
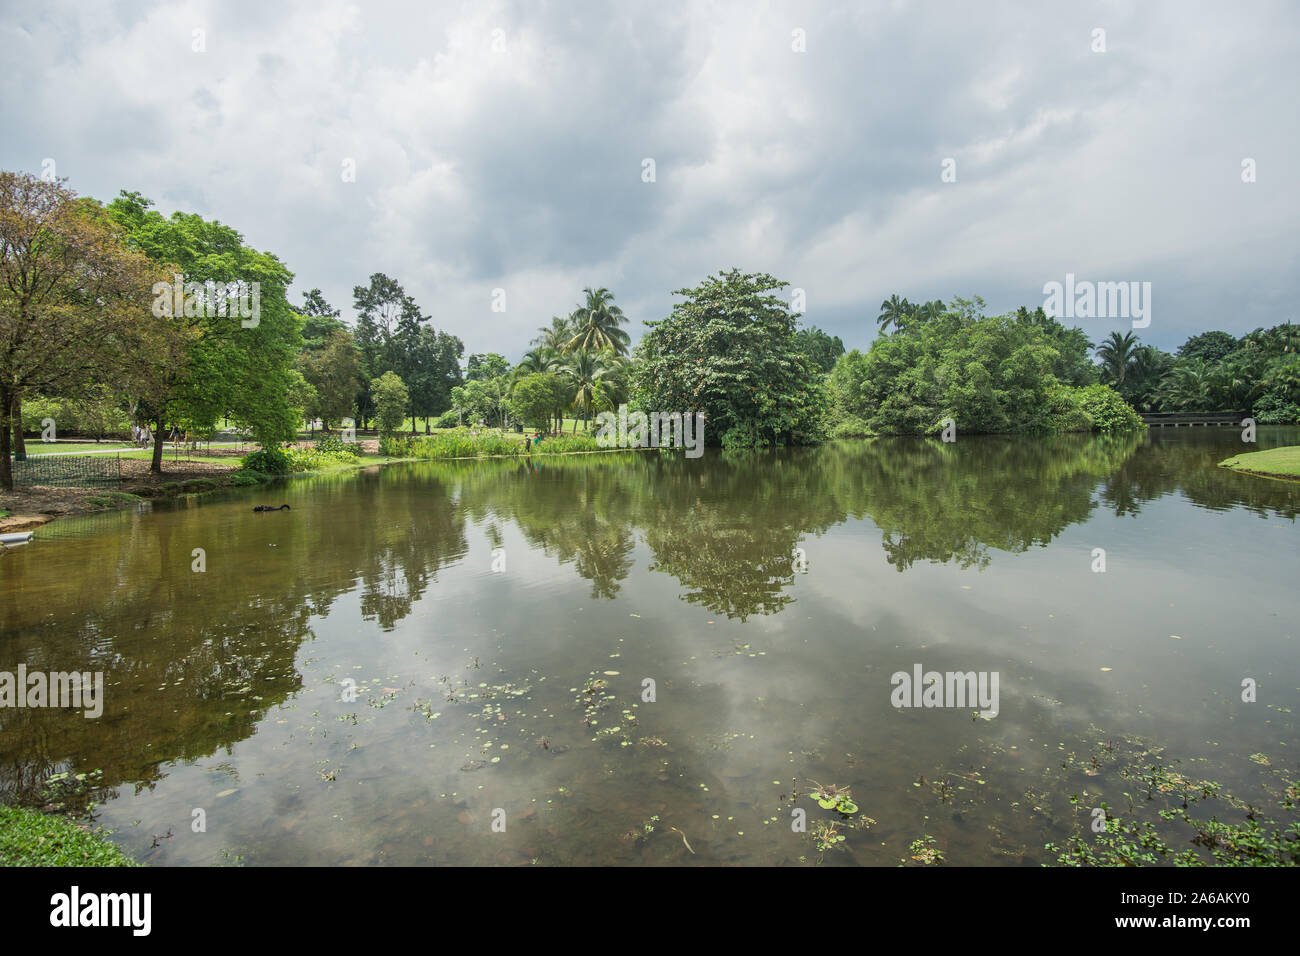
left=2, top=428, right=1297, bottom=865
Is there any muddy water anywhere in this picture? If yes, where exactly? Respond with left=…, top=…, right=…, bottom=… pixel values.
left=1, top=428, right=1297, bottom=865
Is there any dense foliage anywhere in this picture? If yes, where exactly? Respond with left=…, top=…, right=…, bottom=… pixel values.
left=633, top=269, right=828, bottom=448
left=831, top=298, right=1132, bottom=435
left=7, top=159, right=1293, bottom=486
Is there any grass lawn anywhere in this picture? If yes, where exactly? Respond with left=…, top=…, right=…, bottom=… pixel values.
left=1219, top=445, right=1300, bottom=480
left=0, top=805, right=136, bottom=866
left=19, top=441, right=134, bottom=455
left=21, top=440, right=249, bottom=457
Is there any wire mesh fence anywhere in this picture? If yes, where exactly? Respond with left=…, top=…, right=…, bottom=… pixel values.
left=10, top=453, right=121, bottom=487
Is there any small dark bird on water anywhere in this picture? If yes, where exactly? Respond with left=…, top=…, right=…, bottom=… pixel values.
left=253, top=504, right=291, bottom=512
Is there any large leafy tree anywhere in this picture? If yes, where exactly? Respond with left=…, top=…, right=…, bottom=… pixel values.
left=108, top=190, right=302, bottom=467
left=299, top=289, right=346, bottom=351
left=1014, top=306, right=1095, bottom=386
left=633, top=269, right=827, bottom=447
left=1177, top=330, right=1239, bottom=364
left=466, top=352, right=509, bottom=382
left=511, top=348, right=568, bottom=431
left=300, top=328, right=361, bottom=430
left=0, top=174, right=172, bottom=488
left=839, top=302, right=1137, bottom=435
left=370, top=371, right=410, bottom=436
left=567, top=287, right=631, bottom=355
left=352, top=273, right=409, bottom=427
left=508, top=372, right=570, bottom=431
left=405, top=327, right=463, bottom=431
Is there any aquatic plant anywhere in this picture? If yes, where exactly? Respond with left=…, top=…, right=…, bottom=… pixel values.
left=808, top=780, right=858, bottom=814
left=909, top=834, right=944, bottom=865
left=811, top=820, right=846, bottom=853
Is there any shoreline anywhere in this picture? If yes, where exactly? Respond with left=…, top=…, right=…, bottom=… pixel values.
left=1218, top=445, right=1300, bottom=483
left=0, top=440, right=665, bottom=533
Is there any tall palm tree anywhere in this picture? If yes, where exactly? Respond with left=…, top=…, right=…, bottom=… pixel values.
left=1156, top=360, right=1209, bottom=411
left=1276, top=322, right=1300, bottom=354
left=902, top=299, right=944, bottom=331
left=513, top=346, right=560, bottom=380
left=559, top=348, right=614, bottom=432
left=566, top=287, right=631, bottom=355
left=531, top=315, right=574, bottom=351
left=1096, top=331, right=1139, bottom=386
left=876, top=294, right=913, bottom=335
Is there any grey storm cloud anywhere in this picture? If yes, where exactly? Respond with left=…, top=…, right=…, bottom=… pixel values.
left=1, top=0, right=1296, bottom=356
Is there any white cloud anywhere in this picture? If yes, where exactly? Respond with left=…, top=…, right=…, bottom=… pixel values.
left=1, top=0, right=1295, bottom=355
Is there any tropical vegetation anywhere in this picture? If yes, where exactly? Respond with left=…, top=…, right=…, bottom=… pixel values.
left=4, top=165, right=1297, bottom=497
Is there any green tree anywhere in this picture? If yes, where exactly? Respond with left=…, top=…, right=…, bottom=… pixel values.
left=633, top=269, right=827, bottom=447
left=559, top=348, right=616, bottom=432
left=371, top=371, right=410, bottom=436
left=848, top=306, right=1137, bottom=435
left=794, top=326, right=845, bottom=373
left=352, top=273, right=409, bottom=428
left=1096, top=331, right=1141, bottom=389
left=876, top=294, right=914, bottom=335
left=406, top=327, right=463, bottom=431
left=300, top=289, right=346, bottom=351
left=0, top=175, right=175, bottom=486
left=509, top=372, right=570, bottom=431
left=531, top=315, right=575, bottom=351
left=1177, top=330, right=1238, bottom=364
left=466, top=353, right=509, bottom=382
left=566, top=287, right=631, bottom=355
left=300, top=328, right=361, bottom=430
left=826, top=349, right=874, bottom=437
left=108, top=190, right=302, bottom=465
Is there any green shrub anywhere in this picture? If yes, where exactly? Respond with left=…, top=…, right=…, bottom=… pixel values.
left=1076, top=384, right=1144, bottom=432
left=229, top=472, right=264, bottom=487
left=284, top=447, right=361, bottom=472
left=1028, top=385, right=1093, bottom=434
left=1252, top=393, right=1300, bottom=425
left=828, top=415, right=874, bottom=439
left=240, top=447, right=291, bottom=475
left=314, top=433, right=359, bottom=457
left=380, top=429, right=602, bottom=459
left=533, top=434, right=601, bottom=454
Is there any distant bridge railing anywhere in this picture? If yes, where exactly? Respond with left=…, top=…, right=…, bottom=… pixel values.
left=1140, top=410, right=1250, bottom=427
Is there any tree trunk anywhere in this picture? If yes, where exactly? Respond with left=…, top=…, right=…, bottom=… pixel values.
left=151, top=414, right=165, bottom=473
left=11, top=393, right=26, bottom=458
left=0, top=385, right=14, bottom=491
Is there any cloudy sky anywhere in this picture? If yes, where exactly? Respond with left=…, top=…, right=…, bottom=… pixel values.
left=2, top=0, right=1296, bottom=356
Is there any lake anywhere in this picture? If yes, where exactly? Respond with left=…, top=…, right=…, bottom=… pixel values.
left=2, top=427, right=1297, bottom=865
